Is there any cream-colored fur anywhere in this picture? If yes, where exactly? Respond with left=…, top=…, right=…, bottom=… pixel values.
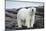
left=17, top=7, right=36, bottom=28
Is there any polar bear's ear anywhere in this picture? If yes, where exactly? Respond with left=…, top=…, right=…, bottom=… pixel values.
left=28, top=8, right=31, bottom=10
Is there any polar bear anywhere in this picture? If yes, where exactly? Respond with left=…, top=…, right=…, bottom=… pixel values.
left=17, top=7, right=36, bottom=28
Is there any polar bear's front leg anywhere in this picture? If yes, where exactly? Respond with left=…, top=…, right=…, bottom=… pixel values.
left=30, top=14, right=35, bottom=28
left=25, top=16, right=31, bottom=28
left=17, top=19, right=22, bottom=28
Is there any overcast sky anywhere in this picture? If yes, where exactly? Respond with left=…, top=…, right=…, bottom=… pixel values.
left=6, top=0, right=44, bottom=9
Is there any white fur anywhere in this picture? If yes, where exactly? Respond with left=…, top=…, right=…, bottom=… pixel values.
left=17, top=7, right=36, bottom=28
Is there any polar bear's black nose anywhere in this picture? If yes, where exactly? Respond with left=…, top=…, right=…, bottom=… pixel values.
left=32, top=9, right=33, bottom=12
